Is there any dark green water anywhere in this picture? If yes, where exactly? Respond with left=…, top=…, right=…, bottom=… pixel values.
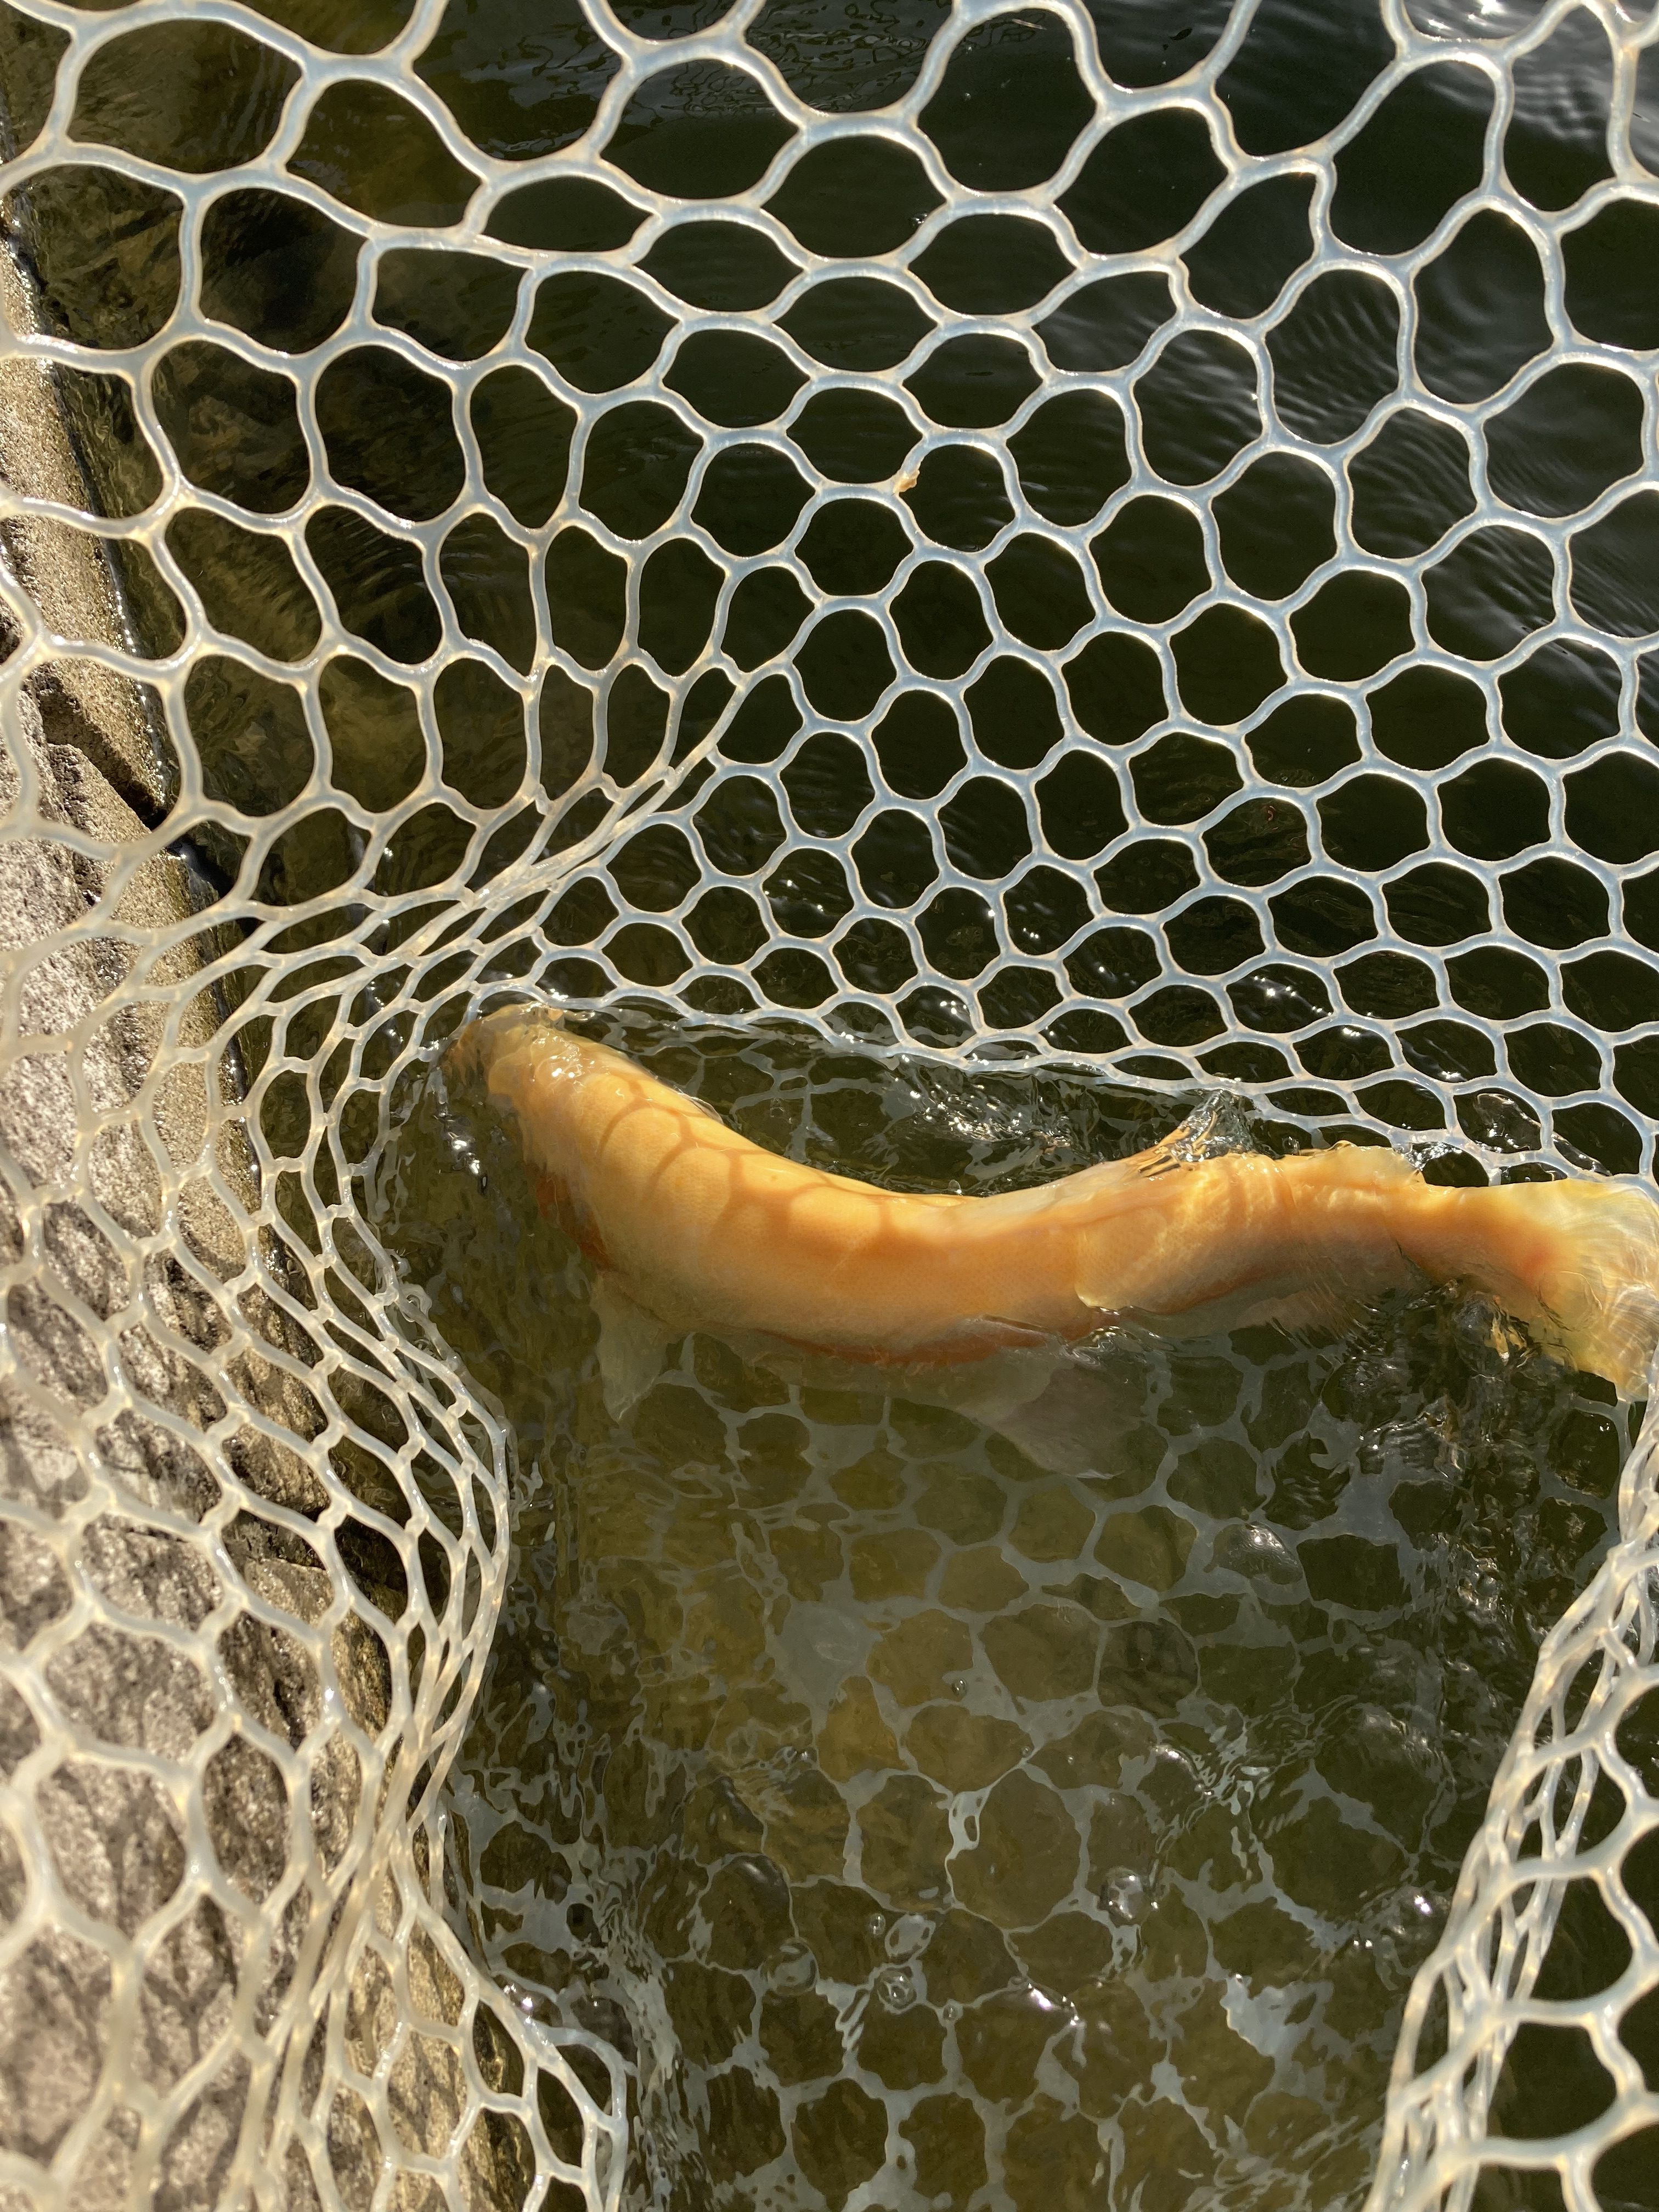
left=377, top=1009, right=1638, bottom=2210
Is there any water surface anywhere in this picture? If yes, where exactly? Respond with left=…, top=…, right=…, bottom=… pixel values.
left=379, top=1008, right=1630, bottom=2210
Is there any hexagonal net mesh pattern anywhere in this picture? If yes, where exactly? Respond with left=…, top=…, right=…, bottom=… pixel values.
left=2, top=0, right=1659, bottom=2205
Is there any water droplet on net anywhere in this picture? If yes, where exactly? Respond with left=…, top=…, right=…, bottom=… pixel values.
left=1102, top=1870, right=1152, bottom=1924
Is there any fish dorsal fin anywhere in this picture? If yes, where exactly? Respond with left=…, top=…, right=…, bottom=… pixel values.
left=1139, top=1091, right=1258, bottom=1177
left=592, top=1274, right=674, bottom=1419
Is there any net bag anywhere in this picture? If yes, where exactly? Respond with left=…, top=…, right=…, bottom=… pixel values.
left=1, top=1, right=1658, bottom=2207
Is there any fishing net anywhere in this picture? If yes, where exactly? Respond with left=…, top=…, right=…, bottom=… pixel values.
left=2, top=0, right=1658, bottom=2204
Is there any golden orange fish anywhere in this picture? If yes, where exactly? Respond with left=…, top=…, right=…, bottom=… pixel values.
left=445, top=1006, right=1659, bottom=1409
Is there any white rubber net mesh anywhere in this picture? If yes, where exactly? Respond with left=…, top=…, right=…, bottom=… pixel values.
left=3, top=0, right=1659, bottom=2205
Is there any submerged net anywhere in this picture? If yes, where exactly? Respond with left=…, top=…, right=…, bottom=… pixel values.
left=2, top=0, right=1658, bottom=2205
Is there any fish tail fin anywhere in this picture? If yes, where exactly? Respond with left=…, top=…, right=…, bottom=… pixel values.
left=1522, top=1180, right=1659, bottom=1395
left=1430, top=1177, right=1659, bottom=1395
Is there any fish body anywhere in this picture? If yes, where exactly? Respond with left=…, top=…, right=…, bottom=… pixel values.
left=446, top=1007, right=1659, bottom=1398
